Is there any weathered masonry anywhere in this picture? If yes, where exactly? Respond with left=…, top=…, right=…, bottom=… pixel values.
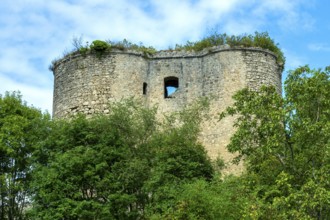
left=52, top=45, right=282, bottom=174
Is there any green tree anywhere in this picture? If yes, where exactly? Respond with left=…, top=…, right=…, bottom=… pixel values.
left=142, top=99, right=214, bottom=217
left=29, top=99, right=213, bottom=219
left=146, top=176, right=250, bottom=220
left=0, top=91, right=49, bottom=220
left=30, top=100, right=155, bottom=219
left=220, top=65, right=330, bottom=219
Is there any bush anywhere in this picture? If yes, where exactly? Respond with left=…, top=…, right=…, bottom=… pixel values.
left=90, top=40, right=110, bottom=51
left=175, top=32, right=285, bottom=67
left=90, top=40, right=110, bottom=57
left=109, top=39, right=157, bottom=57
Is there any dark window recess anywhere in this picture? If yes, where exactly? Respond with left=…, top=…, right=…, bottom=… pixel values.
left=164, top=76, right=179, bottom=98
left=143, top=82, right=147, bottom=95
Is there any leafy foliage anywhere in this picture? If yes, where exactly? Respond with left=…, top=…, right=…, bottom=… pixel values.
left=0, top=92, right=50, bottom=219
left=3, top=64, right=330, bottom=219
left=90, top=40, right=110, bottom=51
left=90, top=40, right=110, bottom=58
left=28, top=99, right=214, bottom=219
left=147, top=176, right=250, bottom=220
left=107, top=39, right=157, bottom=56
left=220, top=65, right=330, bottom=219
left=175, top=32, right=285, bottom=66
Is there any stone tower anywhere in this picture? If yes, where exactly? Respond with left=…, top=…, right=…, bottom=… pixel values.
left=52, top=45, right=282, bottom=174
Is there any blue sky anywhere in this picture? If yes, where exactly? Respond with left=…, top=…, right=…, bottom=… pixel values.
left=0, top=0, right=329, bottom=113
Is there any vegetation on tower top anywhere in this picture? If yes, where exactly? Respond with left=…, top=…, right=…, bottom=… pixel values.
left=49, top=32, right=285, bottom=71
left=175, top=32, right=285, bottom=66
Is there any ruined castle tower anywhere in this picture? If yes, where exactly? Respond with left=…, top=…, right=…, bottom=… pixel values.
left=52, top=45, right=282, bottom=174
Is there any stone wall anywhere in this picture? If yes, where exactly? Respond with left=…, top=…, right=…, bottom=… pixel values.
left=53, top=46, right=282, bottom=174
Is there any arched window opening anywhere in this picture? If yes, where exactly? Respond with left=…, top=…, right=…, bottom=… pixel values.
left=164, top=76, right=179, bottom=98
left=143, top=82, right=147, bottom=95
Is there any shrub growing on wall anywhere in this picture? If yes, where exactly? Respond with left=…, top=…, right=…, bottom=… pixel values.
left=90, top=40, right=110, bottom=57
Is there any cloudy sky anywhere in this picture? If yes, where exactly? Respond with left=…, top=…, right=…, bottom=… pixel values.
left=0, top=0, right=329, bottom=113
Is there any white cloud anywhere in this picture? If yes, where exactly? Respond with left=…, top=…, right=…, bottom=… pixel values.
left=282, top=48, right=307, bottom=71
left=222, top=0, right=316, bottom=33
left=0, top=74, right=52, bottom=113
left=308, top=43, right=330, bottom=52
left=41, top=0, right=245, bottom=48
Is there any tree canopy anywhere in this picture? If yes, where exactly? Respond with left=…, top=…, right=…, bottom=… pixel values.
left=1, top=65, right=330, bottom=219
left=28, top=99, right=214, bottom=219
left=0, top=92, right=50, bottom=219
left=220, top=65, right=330, bottom=219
